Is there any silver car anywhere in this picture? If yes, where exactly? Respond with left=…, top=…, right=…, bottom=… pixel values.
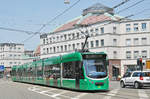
left=120, top=71, right=150, bottom=89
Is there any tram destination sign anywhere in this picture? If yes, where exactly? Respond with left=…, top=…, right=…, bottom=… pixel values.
left=83, top=54, right=105, bottom=59
left=0, top=65, right=5, bottom=71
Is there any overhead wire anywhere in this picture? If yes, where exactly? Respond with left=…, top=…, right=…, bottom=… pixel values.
left=40, top=0, right=139, bottom=40
left=116, top=0, right=147, bottom=14
left=22, top=0, right=81, bottom=43
left=0, top=27, right=42, bottom=35
left=0, top=0, right=131, bottom=36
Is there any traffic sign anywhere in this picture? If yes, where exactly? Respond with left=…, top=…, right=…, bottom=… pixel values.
left=0, top=65, right=5, bottom=71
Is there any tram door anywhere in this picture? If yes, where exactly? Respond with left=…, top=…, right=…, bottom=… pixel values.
left=75, top=61, right=82, bottom=89
left=53, top=75, right=57, bottom=86
left=53, top=64, right=60, bottom=87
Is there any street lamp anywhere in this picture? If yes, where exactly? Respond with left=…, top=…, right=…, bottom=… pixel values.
left=64, top=0, right=70, bottom=4
left=73, top=24, right=89, bottom=52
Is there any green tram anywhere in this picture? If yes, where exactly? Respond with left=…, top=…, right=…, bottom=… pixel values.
left=11, top=51, right=109, bottom=91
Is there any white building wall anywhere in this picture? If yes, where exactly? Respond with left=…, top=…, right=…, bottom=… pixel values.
left=0, top=43, right=32, bottom=68
left=40, top=19, right=150, bottom=76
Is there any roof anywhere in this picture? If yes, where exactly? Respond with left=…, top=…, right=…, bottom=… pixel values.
left=53, top=3, right=121, bottom=33
left=54, top=13, right=120, bottom=32
left=83, top=3, right=114, bottom=16
left=34, top=45, right=40, bottom=56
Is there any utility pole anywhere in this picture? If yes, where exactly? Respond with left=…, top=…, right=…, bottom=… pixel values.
left=74, top=24, right=89, bottom=52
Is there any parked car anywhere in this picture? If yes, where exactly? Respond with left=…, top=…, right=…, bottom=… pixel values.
left=120, top=70, right=150, bottom=89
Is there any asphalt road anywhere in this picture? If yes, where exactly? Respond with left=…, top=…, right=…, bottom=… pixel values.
left=0, top=79, right=150, bottom=99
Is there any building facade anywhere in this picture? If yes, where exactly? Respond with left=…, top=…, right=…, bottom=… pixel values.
left=40, top=3, right=150, bottom=80
left=0, top=43, right=34, bottom=74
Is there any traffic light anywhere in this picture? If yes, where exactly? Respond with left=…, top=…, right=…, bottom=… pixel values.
left=137, top=58, right=143, bottom=71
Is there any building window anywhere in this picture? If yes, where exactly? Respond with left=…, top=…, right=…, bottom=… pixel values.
left=53, top=37, right=55, bottom=42
left=47, top=48, right=49, bottom=53
left=113, top=39, right=117, bottom=46
left=57, top=36, right=59, bottom=41
left=126, top=24, right=130, bottom=26
left=9, top=62, right=12, bottom=64
left=126, top=28, right=131, bottom=32
left=126, top=39, right=131, bottom=46
left=126, top=24, right=131, bottom=32
left=60, top=46, right=63, bottom=52
left=76, top=33, right=79, bottom=39
left=141, top=38, right=147, bottom=45
left=72, top=44, right=75, bottom=50
left=46, top=38, right=48, bottom=44
left=100, top=27, right=104, bottom=34
left=142, top=23, right=146, bottom=30
left=61, top=36, right=63, bottom=41
left=50, top=47, right=52, bottom=53
left=142, top=50, right=147, bottom=58
left=53, top=47, right=56, bottom=53
left=113, top=51, right=117, bottom=59
left=133, top=38, right=139, bottom=45
left=43, top=39, right=45, bottom=44
left=101, top=39, right=104, bottom=47
left=68, top=34, right=71, bottom=40
left=57, top=46, right=59, bottom=52
left=90, top=29, right=94, bottom=32
left=134, top=23, right=139, bottom=31
left=113, top=27, right=116, bottom=34
left=95, top=28, right=99, bottom=35
left=43, top=48, right=46, bottom=54
left=95, top=40, right=99, bottom=47
left=90, top=41, right=94, bottom=48
left=68, top=44, right=71, bottom=51
left=77, top=43, right=80, bottom=49
left=72, top=33, right=75, bottom=39
left=65, top=45, right=67, bottom=51
left=49, top=38, right=52, bottom=43
left=134, top=51, right=139, bottom=59
left=126, top=51, right=131, bottom=59
left=81, top=42, right=84, bottom=49
left=64, top=34, right=67, bottom=40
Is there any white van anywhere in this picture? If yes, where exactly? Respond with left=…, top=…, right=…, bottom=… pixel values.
left=120, top=71, right=150, bottom=89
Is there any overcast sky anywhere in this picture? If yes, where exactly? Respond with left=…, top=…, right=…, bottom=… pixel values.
left=0, top=0, right=149, bottom=50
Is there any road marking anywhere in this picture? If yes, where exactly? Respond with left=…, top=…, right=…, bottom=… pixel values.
left=138, top=89, right=149, bottom=99
left=72, top=93, right=88, bottom=99
left=51, top=90, right=69, bottom=97
left=39, top=89, right=56, bottom=94
left=28, top=86, right=73, bottom=99
left=103, top=89, right=119, bottom=99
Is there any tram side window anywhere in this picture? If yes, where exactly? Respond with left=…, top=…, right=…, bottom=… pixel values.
left=32, top=66, right=36, bottom=78
left=37, top=66, right=43, bottom=78
left=44, top=64, right=60, bottom=79
left=11, top=70, right=16, bottom=76
left=44, top=65, right=53, bottom=78
left=18, top=68, right=22, bottom=77
left=27, top=67, right=32, bottom=78
left=53, top=64, right=60, bottom=79
left=22, top=68, right=26, bottom=77
left=63, top=62, right=75, bottom=79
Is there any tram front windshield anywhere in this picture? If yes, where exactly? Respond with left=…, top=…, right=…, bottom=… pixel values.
left=83, top=55, right=107, bottom=79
